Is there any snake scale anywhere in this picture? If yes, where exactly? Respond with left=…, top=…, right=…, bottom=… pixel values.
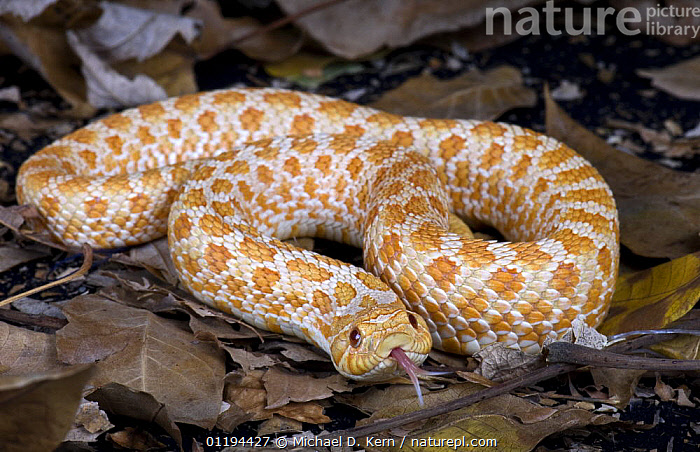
left=16, top=87, right=619, bottom=388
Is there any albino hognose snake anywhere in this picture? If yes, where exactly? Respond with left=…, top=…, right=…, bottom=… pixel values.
left=16, top=88, right=620, bottom=399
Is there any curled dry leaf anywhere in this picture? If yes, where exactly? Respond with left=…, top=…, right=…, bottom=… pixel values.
left=371, top=66, right=536, bottom=121
left=277, top=0, right=538, bottom=59
left=598, top=252, right=700, bottom=336
left=0, top=364, right=94, bottom=452
left=222, top=370, right=331, bottom=428
left=545, top=87, right=700, bottom=259
left=637, top=56, right=700, bottom=101
left=87, top=383, right=182, bottom=448
left=56, top=295, right=226, bottom=429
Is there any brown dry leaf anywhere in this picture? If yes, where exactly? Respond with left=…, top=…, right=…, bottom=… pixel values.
left=598, top=252, right=700, bottom=335
left=108, top=427, right=165, bottom=450
left=0, top=12, right=96, bottom=116
left=0, top=205, right=26, bottom=232
left=275, top=341, right=328, bottom=362
left=0, top=1, right=197, bottom=114
left=124, top=238, right=180, bottom=285
left=354, top=383, right=616, bottom=452
left=278, top=0, right=538, bottom=59
left=186, top=0, right=303, bottom=61
left=0, top=244, right=48, bottom=272
left=225, top=346, right=280, bottom=373
left=189, top=314, right=266, bottom=341
left=655, top=376, right=675, bottom=402
left=590, top=368, right=646, bottom=409
left=222, top=370, right=331, bottom=426
left=0, top=322, right=63, bottom=375
left=474, top=343, right=543, bottom=382
left=87, top=382, right=182, bottom=447
left=371, top=66, right=536, bottom=121
left=66, top=2, right=198, bottom=108
left=56, top=294, right=226, bottom=429
left=262, top=367, right=353, bottom=409
left=0, top=364, right=94, bottom=452
left=257, top=414, right=302, bottom=436
left=545, top=87, right=700, bottom=259
left=637, top=56, right=700, bottom=101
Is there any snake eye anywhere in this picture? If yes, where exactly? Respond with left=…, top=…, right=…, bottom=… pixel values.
left=349, top=328, right=362, bottom=348
left=408, top=313, right=418, bottom=329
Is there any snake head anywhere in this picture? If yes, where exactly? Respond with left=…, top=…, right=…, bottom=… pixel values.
left=328, top=303, right=432, bottom=382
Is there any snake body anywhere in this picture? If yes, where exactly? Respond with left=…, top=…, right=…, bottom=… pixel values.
left=16, top=88, right=619, bottom=381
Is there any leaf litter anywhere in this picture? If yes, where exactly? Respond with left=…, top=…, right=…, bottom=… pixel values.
left=1, top=1, right=699, bottom=449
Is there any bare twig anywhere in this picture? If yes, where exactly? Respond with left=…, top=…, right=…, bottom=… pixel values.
left=0, top=244, right=93, bottom=308
left=545, top=341, right=700, bottom=371
left=0, top=309, right=67, bottom=330
left=232, top=0, right=350, bottom=44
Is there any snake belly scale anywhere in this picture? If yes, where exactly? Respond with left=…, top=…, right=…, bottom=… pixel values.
left=16, top=87, right=619, bottom=381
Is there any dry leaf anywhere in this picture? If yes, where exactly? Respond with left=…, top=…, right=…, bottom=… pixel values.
left=223, top=370, right=331, bottom=425
left=262, top=367, right=353, bottom=409
left=225, top=346, right=280, bottom=373
left=650, top=331, right=700, bottom=361
left=371, top=66, right=536, bottom=121
left=590, top=368, right=646, bottom=409
left=474, top=343, right=543, bottom=382
left=0, top=322, right=63, bottom=375
left=0, top=364, right=94, bottom=452
left=654, top=376, right=675, bottom=402
left=87, top=383, right=182, bottom=447
left=637, top=56, right=700, bottom=101
left=598, top=252, right=700, bottom=335
left=56, top=295, right=226, bottom=429
left=277, top=0, right=538, bottom=59
left=125, top=238, right=180, bottom=285
left=0, top=244, right=48, bottom=272
left=545, top=87, right=700, bottom=259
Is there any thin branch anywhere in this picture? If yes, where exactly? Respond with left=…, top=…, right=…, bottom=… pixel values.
left=545, top=341, right=700, bottom=371
left=0, top=244, right=93, bottom=308
left=0, top=309, right=67, bottom=330
left=231, top=0, right=350, bottom=44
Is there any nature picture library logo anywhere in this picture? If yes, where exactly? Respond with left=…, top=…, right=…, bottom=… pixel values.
left=486, top=1, right=700, bottom=39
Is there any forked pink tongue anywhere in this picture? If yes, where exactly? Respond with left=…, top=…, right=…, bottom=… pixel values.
left=390, top=348, right=425, bottom=406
